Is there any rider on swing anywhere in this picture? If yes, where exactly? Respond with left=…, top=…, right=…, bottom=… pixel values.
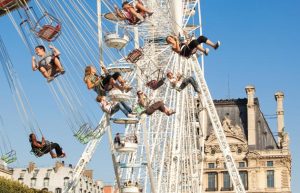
left=29, top=133, right=66, bottom=159
left=114, top=0, right=153, bottom=25
left=32, top=45, right=65, bottom=82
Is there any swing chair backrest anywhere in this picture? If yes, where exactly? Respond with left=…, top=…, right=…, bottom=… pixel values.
left=74, top=123, right=95, bottom=144
left=33, top=12, right=61, bottom=42
left=126, top=48, right=143, bottom=63
left=0, top=0, right=30, bottom=17
left=1, top=150, right=17, bottom=164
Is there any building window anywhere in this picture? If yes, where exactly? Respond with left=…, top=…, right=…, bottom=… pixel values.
left=46, top=169, right=52, bottom=178
left=207, top=172, right=217, bottom=191
left=55, top=188, right=62, bottom=193
left=239, top=171, right=248, bottom=190
left=267, top=170, right=275, bottom=188
left=267, top=161, right=273, bottom=167
left=33, top=169, right=39, bottom=178
left=239, top=162, right=246, bottom=168
left=18, top=178, right=24, bottom=183
left=31, top=178, right=36, bottom=187
left=208, top=163, right=215, bottom=169
left=221, top=172, right=232, bottom=191
left=20, top=172, right=25, bottom=178
left=64, top=177, right=70, bottom=187
left=44, top=178, right=49, bottom=187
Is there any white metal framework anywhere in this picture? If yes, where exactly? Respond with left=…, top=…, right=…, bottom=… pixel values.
left=65, top=0, right=246, bottom=193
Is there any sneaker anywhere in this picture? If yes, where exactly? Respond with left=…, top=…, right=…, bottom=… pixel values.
left=148, top=12, right=154, bottom=17
left=58, top=152, right=66, bottom=158
left=204, top=48, right=209, bottom=56
left=214, top=41, right=221, bottom=50
left=167, top=110, right=176, bottom=116
left=47, top=77, right=55, bottom=83
left=60, top=68, right=66, bottom=75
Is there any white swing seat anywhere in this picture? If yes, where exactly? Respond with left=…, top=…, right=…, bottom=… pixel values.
left=107, top=66, right=134, bottom=73
left=111, top=117, right=139, bottom=125
left=105, top=33, right=129, bottom=49
left=184, top=8, right=196, bottom=16
left=0, top=0, right=30, bottom=17
left=104, top=12, right=126, bottom=22
left=108, top=89, right=132, bottom=101
left=122, top=186, right=139, bottom=193
left=183, top=24, right=198, bottom=33
left=115, top=142, right=138, bottom=153
left=119, top=163, right=143, bottom=168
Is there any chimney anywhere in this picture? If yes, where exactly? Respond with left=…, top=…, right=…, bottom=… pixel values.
left=275, top=91, right=285, bottom=145
left=28, top=162, right=36, bottom=173
left=83, top=169, right=93, bottom=179
left=245, top=85, right=256, bottom=148
left=54, top=161, right=64, bottom=172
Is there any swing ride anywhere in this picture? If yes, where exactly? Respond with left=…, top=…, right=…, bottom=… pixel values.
left=0, top=0, right=248, bottom=193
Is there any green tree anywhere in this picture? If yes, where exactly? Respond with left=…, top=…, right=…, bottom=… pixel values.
left=0, top=177, right=50, bottom=193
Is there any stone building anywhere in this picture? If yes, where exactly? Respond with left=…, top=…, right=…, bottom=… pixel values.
left=12, top=161, right=103, bottom=193
left=201, top=85, right=291, bottom=193
left=0, top=159, right=12, bottom=179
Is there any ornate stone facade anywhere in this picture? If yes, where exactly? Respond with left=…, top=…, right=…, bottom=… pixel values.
left=201, top=86, right=292, bottom=193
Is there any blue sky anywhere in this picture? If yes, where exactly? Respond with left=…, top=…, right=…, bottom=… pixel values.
left=0, top=0, right=299, bottom=192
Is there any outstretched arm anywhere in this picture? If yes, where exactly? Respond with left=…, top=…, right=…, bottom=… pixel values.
left=100, top=61, right=109, bottom=74
left=49, top=45, right=60, bottom=57
left=31, top=137, right=45, bottom=148
left=32, top=56, right=38, bottom=71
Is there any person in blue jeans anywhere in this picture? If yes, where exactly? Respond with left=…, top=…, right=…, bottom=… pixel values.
left=167, top=71, right=201, bottom=96
left=96, top=96, right=135, bottom=117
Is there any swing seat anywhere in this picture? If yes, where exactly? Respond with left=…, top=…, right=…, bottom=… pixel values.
left=107, top=66, right=134, bottom=73
left=1, top=150, right=17, bottom=164
left=146, top=77, right=165, bottom=90
left=111, top=117, right=139, bottom=125
left=74, top=123, right=95, bottom=144
left=126, top=48, right=143, bottom=63
left=37, top=24, right=61, bottom=42
left=0, top=0, right=30, bottom=17
left=104, top=33, right=129, bottom=49
left=122, top=186, right=139, bottom=193
left=115, top=142, right=138, bottom=153
left=104, top=12, right=126, bottom=22
left=108, top=89, right=132, bottom=101
left=30, top=148, right=44, bottom=158
left=32, top=12, right=61, bottom=42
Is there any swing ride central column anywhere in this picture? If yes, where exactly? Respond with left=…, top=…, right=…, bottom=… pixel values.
left=170, top=0, right=183, bottom=34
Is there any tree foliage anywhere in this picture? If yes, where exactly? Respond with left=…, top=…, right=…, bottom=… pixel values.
left=0, top=177, right=50, bottom=193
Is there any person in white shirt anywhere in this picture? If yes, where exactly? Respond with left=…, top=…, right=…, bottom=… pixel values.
left=166, top=71, right=201, bottom=95
left=96, top=96, right=135, bottom=117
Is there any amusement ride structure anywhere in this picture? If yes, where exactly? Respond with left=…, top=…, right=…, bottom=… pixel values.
left=0, top=0, right=247, bottom=193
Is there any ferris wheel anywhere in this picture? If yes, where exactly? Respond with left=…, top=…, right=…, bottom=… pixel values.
left=64, top=0, right=247, bottom=193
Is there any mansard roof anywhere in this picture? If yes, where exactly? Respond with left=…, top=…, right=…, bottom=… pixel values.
left=206, top=98, right=279, bottom=150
